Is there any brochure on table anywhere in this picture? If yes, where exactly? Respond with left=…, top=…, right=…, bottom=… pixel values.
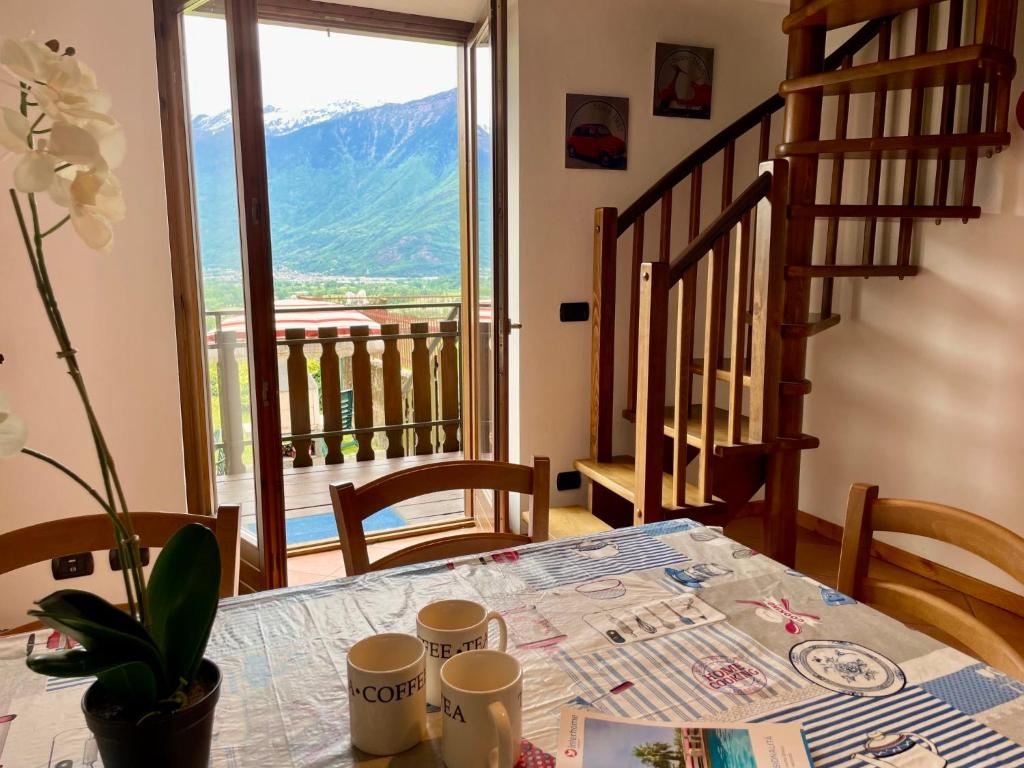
left=556, top=708, right=814, bottom=768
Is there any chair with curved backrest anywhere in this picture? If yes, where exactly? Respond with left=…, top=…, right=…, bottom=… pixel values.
left=330, top=458, right=550, bottom=576
left=838, top=483, right=1024, bottom=680
left=0, top=505, right=241, bottom=616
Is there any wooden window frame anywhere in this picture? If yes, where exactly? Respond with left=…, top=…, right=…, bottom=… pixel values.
left=153, top=0, right=485, bottom=587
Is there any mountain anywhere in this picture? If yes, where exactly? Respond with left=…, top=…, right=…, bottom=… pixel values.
left=190, top=88, right=491, bottom=279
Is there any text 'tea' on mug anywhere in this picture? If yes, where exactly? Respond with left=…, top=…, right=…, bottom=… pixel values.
left=440, top=649, right=523, bottom=768
left=417, top=598, right=508, bottom=707
left=346, top=633, right=426, bottom=756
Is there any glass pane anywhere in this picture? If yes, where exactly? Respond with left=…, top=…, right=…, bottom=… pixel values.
left=255, top=21, right=465, bottom=551
left=475, top=35, right=495, bottom=464
left=182, top=10, right=260, bottom=545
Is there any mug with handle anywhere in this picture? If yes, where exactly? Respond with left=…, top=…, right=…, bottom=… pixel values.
left=346, top=633, right=426, bottom=756
left=440, top=649, right=522, bottom=768
left=417, top=599, right=508, bottom=706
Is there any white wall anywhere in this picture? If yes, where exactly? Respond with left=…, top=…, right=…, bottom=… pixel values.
left=512, top=0, right=789, bottom=506
left=0, top=1, right=185, bottom=629
left=800, top=9, right=1024, bottom=596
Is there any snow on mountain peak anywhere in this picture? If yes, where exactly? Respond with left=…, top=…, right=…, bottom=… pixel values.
left=192, top=98, right=381, bottom=136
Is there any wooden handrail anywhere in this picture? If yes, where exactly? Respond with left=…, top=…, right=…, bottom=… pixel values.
left=616, top=18, right=886, bottom=236
left=668, top=172, right=772, bottom=284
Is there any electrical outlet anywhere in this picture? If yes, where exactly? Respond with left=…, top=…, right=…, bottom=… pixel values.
left=556, top=470, right=582, bottom=491
left=559, top=302, right=590, bottom=323
left=51, top=552, right=94, bottom=580
left=109, top=547, right=150, bottom=571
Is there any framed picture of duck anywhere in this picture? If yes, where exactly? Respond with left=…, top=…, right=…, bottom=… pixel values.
left=653, top=43, right=714, bottom=119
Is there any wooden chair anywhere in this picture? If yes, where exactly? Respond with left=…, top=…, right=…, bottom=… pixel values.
left=330, top=458, right=550, bottom=575
left=838, top=484, right=1024, bottom=680
left=0, top=505, right=241, bottom=605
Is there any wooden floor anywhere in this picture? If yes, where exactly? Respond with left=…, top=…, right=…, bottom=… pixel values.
left=216, top=452, right=468, bottom=541
left=287, top=507, right=1024, bottom=660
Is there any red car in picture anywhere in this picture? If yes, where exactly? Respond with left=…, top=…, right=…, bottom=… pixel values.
left=567, top=123, right=626, bottom=167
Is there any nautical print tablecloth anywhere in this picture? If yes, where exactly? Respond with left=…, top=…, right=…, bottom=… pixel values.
left=1, top=519, right=1022, bottom=767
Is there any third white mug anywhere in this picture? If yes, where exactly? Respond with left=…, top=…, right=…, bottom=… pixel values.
left=440, top=649, right=522, bottom=768
left=417, top=599, right=507, bottom=706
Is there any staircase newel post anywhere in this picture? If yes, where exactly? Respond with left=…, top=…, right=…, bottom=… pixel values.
left=635, top=261, right=669, bottom=525
left=765, top=5, right=826, bottom=567
left=749, top=159, right=789, bottom=445
left=591, top=207, right=618, bottom=463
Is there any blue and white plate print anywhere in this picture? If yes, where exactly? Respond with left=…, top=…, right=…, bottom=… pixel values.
left=789, top=639, right=906, bottom=697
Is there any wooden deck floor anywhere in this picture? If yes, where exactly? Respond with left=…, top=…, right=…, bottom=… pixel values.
left=216, top=452, right=468, bottom=541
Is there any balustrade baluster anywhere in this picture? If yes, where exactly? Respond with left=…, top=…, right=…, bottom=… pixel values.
left=862, top=19, right=891, bottom=266
left=318, top=326, right=343, bottom=464
left=729, top=214, right=752, bottom=445
left=411, top=321, right=434, bottom=455
left=215, top=330, right=245, bottom=476
left=440, top=320, right=461, bottom=452
left=381, top=323, right=405, bottom=459
left=673, top=266, right=696, bottom=508
left=898, top=7, right=932, bottom=267
left=659, top=190, right=672, bottom=263
left=934, top=0, right=964, bottom=215
left=717, top=142, right=735, bottom=368
left=351, top=325, right=375, bottom=461
left=285, top=328, right=313, bottom=469
left=626, top=214, right=645, bottom=414
left=759, top=113, right=772, bottom=163
left=822, top=56, right=851, bottom=318
left=636, top=262, right=669, bottom=524
left=699, top=246, right=727, bottom=502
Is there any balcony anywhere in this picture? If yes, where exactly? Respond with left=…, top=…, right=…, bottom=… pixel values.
left=206, top=297, right=479, bottom=551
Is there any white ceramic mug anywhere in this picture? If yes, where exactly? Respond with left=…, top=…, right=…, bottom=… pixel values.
left=440, top=649, right=522, bottom=768
left=417, top=599, right=508, bottom=706
left=346, top=633, right=426, bottom=756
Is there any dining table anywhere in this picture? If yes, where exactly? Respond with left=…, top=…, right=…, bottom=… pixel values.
left=1, top=518, right=1023, bottom=767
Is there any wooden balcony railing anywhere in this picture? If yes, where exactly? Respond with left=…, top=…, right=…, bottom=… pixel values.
left=206, top=302, right=463, bottom=476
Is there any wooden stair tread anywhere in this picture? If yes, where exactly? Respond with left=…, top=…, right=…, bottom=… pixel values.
left=790, top=204, right=981, bottom=220
left=548, top=506, right=613, bottom=538
left=574, top=456, right=715, bottom=509
left=783, top=0, right=944, bottom=33
left=780, top=45, right=1015, bottom=97
left=787, top=264, right=918, bottom=278
left=689, top=358, right=752, bottom=385
left=778, top=132, right=1011, bottom=159
left=783, top=312, right=841, bottom=337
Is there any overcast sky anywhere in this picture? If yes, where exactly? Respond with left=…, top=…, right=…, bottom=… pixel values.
left=182, top=15, right=459, bottom=116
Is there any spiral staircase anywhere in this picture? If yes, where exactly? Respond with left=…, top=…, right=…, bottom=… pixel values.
left=575, top=0, right=1019, bottom=565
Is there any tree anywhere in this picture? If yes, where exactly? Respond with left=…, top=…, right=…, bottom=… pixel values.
left=633, top=742, right=675, bottom=768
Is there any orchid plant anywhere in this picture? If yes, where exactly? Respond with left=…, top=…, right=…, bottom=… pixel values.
left=1, top=37, right=221, bottom=716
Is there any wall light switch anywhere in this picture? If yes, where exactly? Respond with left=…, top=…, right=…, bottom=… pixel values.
left=109, top=547, right=150, bottom=571
left=52, top=553, right=94, bottom=580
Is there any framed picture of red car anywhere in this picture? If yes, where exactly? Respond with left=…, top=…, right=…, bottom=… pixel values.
left=565, top=93, right=629, bottom=170
left=653, top=43, right=714, bottom=119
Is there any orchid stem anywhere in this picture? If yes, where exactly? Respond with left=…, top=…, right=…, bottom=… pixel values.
left=20, top=447, right=112, bottom=514
left=40, top=215, right=69, bottom=237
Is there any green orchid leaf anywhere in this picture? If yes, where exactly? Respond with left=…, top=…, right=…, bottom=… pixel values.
left=28, top=611, right=166, bottom=689
left=33, top=590, right=152, bottom=647
left=147, top=524, right=221, bottom=685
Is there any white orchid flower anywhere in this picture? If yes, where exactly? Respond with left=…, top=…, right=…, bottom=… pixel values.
left=0, top=107, right=30, bottom=152
left=0, top=37, right=60, bottom=83
left=0, top=392, right=28, bottom=458
left=12, top=120, right=107, bottom=195
left=48, top=167, right=125, bottom=251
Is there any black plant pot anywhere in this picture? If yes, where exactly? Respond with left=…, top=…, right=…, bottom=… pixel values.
left=82, top=658, right=221, bottom=768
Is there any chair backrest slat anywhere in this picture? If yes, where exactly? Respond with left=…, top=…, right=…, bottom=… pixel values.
left=331, top=458, right=550, bottom=575
left=371, top=533, right=532, bottom=572
left=0, top=506, right=242, bottom=600
left=838, top=483, right=1024, bottom=680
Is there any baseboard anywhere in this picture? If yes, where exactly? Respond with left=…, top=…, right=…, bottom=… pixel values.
left=796, top=511, right=1024, bottom=619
